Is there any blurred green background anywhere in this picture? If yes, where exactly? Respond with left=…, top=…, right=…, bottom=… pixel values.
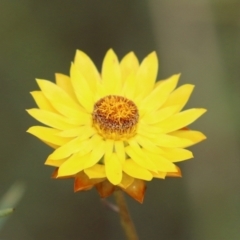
left=0, top=0, right=240, bottom=239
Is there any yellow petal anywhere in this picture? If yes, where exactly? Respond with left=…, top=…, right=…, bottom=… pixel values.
left=141, top=106, right=179, bottom=125
left=42, top=141, right=58, bottom=149
left=154, top=80, right=164, bottom=89
left=70, top=63, right=94, bottom=112
left=55, top=73, right=78, bottom=103
left=84, top=139, right=106, bottom=168
left=121, top=72, right=137, bottom=100
left=105, top=153, right=122, bottom=185
left=74, top=50, right=100, bottom=92
left=139, top=74, right=180, bottom=113
left=123, top=159, right=152, bottom=181
left=139, top=131, right=193, bottom=148
left=57, top=153, right=90, bottom=177
left=101, top=49, right=122, bottom=95
left=151, top=171, right=167, bottom=179
left=36, top=79, right=84, bottom=119
left=56, top=112, right=92, bottom=126
left=120, top=52, right=139, bottom=83
left=137, top=122, right=164, bottom=138
left=135, top=52, right=158, bottom=99
left=45, top=157, right=67, bottom=167
left=105, top=139, right=114, bottom=159
left=161, top=84, right=195, bottom=113
left=118, top=173, right=134, bottom=189
left=161, top=147, right=193, bottom=162
left=166, top=166, right=182, bottom=178
left=30, top=91, right=56, bottom=112
left=143, top=150, right=178, bottom=172
left=27, top=126, right=70, bottom=146
left=114, top=141, right=126, bottom=164
left=135, top=135, right=163, bottom=154
left=26, top=109, right=79, bottom=130
left=157, top=108, right=207, bottom=133
left=49, top=134, right=98, bottom=160
left=155, top=134, right=194, bottom=148
left=169, top=130, right=207, bottom=147
left=93, top=81, right=107, bottom=101
left=57, top=125, right=95, bottom=138
left=125, top=140, right=158, bottom=172
left=84, top=164, right=106, bottom=179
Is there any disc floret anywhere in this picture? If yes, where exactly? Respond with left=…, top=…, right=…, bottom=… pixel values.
left=92, top=95, right=139, bottom=140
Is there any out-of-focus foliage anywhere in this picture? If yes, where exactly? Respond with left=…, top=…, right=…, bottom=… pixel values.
left=0, top=209, right=13, bottom=218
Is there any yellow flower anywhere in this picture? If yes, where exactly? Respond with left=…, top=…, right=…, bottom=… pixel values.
left=27, top=49, right=206, bottom=203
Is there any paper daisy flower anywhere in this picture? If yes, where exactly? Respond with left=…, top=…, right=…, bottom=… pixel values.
left=27, top=49, right=206, bottom=203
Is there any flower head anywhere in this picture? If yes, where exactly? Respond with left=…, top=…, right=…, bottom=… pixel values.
left=27, top=49, right=206, bottom=203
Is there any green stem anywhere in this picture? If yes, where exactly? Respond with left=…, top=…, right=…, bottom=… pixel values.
left=114, top=190, right=139, bottom=240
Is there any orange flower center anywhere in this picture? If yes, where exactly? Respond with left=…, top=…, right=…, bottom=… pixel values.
left=92, top=95, right=139, bottom=140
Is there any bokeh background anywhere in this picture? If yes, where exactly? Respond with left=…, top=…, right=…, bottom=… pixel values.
left=0, top=0, right=240, bottom=239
